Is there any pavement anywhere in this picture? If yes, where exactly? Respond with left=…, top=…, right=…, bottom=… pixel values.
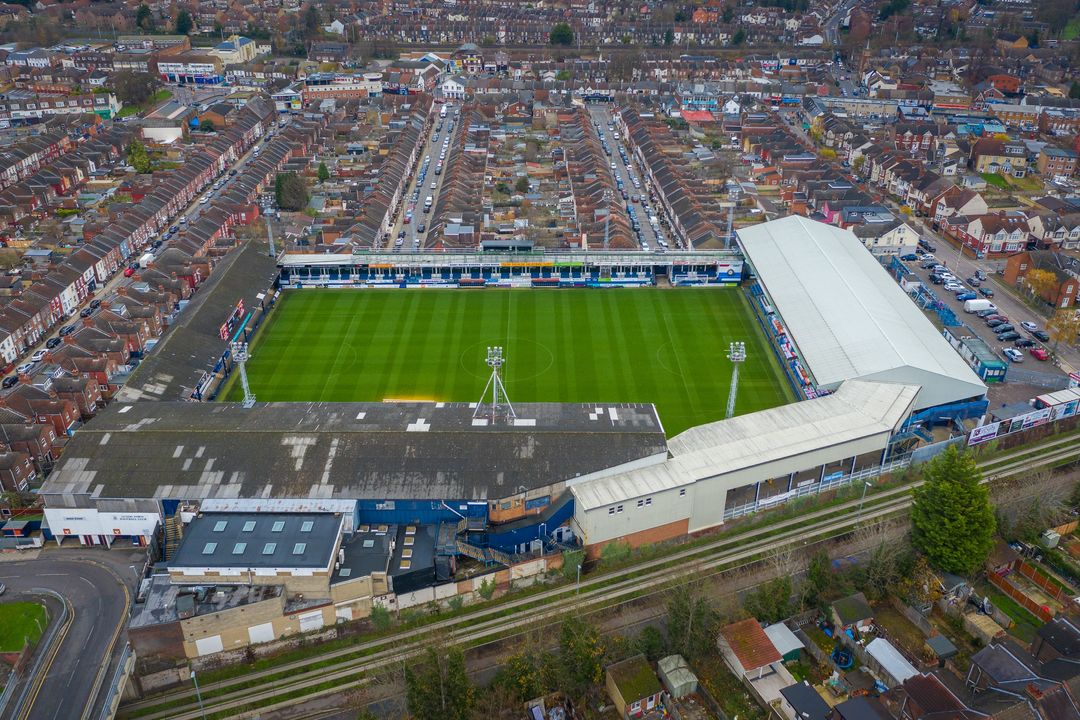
left=0, top=549, right=144, bottom=720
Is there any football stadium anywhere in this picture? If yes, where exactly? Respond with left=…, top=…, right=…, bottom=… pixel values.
left=224, top=288, right=793, bottom=436
left=40, top=218, right=992, bottom=659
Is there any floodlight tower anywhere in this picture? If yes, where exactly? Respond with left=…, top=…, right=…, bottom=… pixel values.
left=231, top=341, right=256, bottom=409
left=474, top=346, right=517, bottom=423
left=725, top=341, right=746, bottom=419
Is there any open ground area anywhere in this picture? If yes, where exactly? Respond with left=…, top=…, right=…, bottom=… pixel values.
left=227, top=288, right=792, bottom=435
left=0, top=601, right=48, bottom=652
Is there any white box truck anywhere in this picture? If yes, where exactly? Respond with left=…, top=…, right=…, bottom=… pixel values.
left=963, top=299, right=995, bottom=314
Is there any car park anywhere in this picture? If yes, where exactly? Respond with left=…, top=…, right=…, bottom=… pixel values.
left=1020, top=321, right=1039, bottom=332
left=1003, top=348, right=1024, bottom=363
left=1031, top=347, right=1049, bottom=361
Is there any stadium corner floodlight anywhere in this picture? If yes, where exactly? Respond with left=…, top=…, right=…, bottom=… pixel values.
left=725, top=341, right=746, bottom=419
left=231, top=341, right=257, bottom=409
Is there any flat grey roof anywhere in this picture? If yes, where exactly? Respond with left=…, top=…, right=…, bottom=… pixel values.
left=170, top=512, right=342, bottom=570
left=42, top=400, right=666, bottom=502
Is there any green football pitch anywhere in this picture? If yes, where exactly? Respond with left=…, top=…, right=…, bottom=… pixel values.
left=227, top=289, right=793, bottom=436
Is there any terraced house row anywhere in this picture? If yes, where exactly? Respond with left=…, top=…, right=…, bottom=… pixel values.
left=0, top=98, right=286, bottom=366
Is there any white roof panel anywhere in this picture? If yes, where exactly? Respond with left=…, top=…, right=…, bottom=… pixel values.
left=866, top=637, right=918, bottom=685
left=737, top=216, right=985, bottom=410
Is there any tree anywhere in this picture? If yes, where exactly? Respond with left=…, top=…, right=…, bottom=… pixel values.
left=732, top=28, right=746, bottom=45
left=636, top=626, right=667, bottom=662
left=558, top=616, right=605, bottom=693
left=722, top=6, right=734, bottom=23
left=317, top=161, right=330, bottom=183
left=1047, top=308, right=1080, bottom=351
left=742, top=576, right=792, bottom=623
left=304, top=4, right=321, bottom=39
left=404, top=645, right=475, bottom=720
left=550, top=22, right=573, bottom=46
left=369, top=605, right=391, bottom=631
left=514, top=176, right=530, bottom=193
left=667, top=589, right=715, bottom=661
left=911, top=445, right=995, bottom=575
left=799, top=550, right=832, bottom=610
left=135, top=4, right=154, bottom=31
left=820, top=148, right=837, bottom=160
left=1071, top=81, right=1080, bottom=100
left=127, top=139, right=151, bottom=174
left=174, top=9, right=193, bottom=35
left=555, top=69, right=571, bottom=81
left=1024, top=268, right=1059, bottom=302
left=199, top=118, right=215, bottom=133
left=111, top=71, right=161, bottom=106
left=664, top=28, right=675, bottom=46
left=275, top=172, right=310, bottom=211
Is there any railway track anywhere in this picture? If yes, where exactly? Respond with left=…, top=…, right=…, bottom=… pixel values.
left=120, top=433, right=1080, bottom=720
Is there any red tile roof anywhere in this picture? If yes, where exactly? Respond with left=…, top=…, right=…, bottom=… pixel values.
left=721, top=618, right=781, bottom=672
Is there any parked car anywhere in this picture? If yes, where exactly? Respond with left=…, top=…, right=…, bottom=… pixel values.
left=1031, top=347, right=1050, bottom=361
left=30, top=349, right=46, bottom=362
left=79, top=307, right=93, bottom=318
left=965, top=277, right=981, bottom=287
left=956, top=292, right=978, bottom=301
left=986, top=314, right=1008, bottom=323
left=46, top=337, right=62, bottom=349
left=997, top=331, right=1021, bottom=341
left=978, top=288, right=995, bottom=298
left=89, top=299, right=102, bottom=309
left=976, top=308, right=997, bottom=318
left=975, top=269, right=987, bottom=281
left=124, top=267, right=135, bottom=277
left=58, top=325, right=77, bottom=337
left=1032, top=330, right=1050, bottom=342
left=16, top=362, right=33, bottom=374
left=987, top=318, right=1006, bottom=328
left=994, top=324, right=1015, bottom=334
left=1, top=376, right=17, bottom=388
left=1003, top=348, right=1024, bottom=363
left=1014, top=338, right=1036, bottom=348
left=1020, top=321, right=1039, bottom=332
left=901, top=253, right=919, bottom=261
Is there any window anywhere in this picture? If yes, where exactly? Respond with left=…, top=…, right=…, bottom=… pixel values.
left=202, top=542, right=217, bottom=554
left=645, top=498, right=652, bottom=506
left=637, top=499, right=644, bottom=508
left=300, top=521, right=314, bottom=532
left=232, top=542, right=246, bottom=554
left=616, top=505, right=624, bottom=513
left=213, top=521, right=227, bottom=532
left=293, top=543, right=306, bottom=555
left=271, top=521, right=285, bottom=532
left=262, top=543, right=276, bottom=555
left=679, top=488, right=687, bottom=496
left=242, top=520, right=256, bottom=532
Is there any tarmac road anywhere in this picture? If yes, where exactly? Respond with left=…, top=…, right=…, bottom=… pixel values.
left=0, top=556, right=134, bottom=720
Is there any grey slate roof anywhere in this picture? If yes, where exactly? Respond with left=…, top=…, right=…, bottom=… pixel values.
left=41, top=400, right=666, bottom=502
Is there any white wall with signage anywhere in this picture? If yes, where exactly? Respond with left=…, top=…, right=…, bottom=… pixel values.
left=45, top=508, right=160, bottom=546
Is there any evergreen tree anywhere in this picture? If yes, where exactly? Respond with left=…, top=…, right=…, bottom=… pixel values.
left=404, top=645, right=475, bottom=720
left=135, top=4, right=154, bottom=31
left=732, top=29, right=746, bottom=45
left=174, top=9, right=193, bottom=35
left=911, top=445, right=995, bottom=575
left=550, top=22, right=574, bottom=46
left=317, top=161, right=330, bottom=183
left=128, top=140, right=151, bottom=174
left=1070, top=81, right=1080, bottom=100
